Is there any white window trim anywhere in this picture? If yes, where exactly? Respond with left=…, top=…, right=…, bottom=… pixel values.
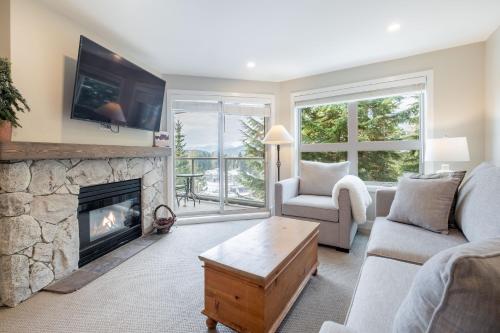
left=291, top=71, right=434, bottom=184
left=165, top=89, right=277, bottom=217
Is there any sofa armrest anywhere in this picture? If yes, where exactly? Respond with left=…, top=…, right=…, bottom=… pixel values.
left=375, top=188, right=397, bottom=217
left=274, top=177, right=299, bottom=216
left=319, top=321, right=357, bottom=333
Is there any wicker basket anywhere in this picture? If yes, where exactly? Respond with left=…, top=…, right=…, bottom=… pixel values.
left=152, top=205, right=176, bottom=234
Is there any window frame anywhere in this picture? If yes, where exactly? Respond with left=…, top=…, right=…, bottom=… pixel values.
left=292, top=72, right=433, bottom=185
left=166, top=90, right=277, bottom=219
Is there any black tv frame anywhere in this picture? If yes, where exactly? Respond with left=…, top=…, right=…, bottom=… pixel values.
left=70, top=35, right=166, bottom=132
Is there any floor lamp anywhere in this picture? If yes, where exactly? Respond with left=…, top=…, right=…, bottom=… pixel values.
left=262, top=125, right=294, bottom=181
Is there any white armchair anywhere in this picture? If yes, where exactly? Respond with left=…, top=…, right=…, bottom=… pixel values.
left=275, top=176, right=356, bottom=251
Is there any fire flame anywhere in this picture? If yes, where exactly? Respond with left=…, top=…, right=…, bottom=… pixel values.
left=91, top=211, right=122, bottom=239
left=103, top=211, right=117, bottom=230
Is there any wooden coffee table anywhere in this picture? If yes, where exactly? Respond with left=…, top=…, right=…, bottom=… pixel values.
left=198, top=216, right=319, bottom=333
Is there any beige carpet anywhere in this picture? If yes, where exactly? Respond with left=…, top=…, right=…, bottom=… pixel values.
left=0, top=219, right=368, bottom=333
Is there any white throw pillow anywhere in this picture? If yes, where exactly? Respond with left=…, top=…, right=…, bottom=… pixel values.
left=299, top=160, right=349, bottom=196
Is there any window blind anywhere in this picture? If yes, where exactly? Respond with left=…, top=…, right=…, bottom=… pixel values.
left=295, top=80, right=426, bottom=108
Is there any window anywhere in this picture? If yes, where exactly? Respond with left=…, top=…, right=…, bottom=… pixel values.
left=171, top=95, right=271, bottom=216
left=295, top=74, right=427, bottom=183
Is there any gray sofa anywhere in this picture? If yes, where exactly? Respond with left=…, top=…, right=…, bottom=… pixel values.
left=320, top=162, right=500, bottom=333
left=275, top=177, right=356, bottom=250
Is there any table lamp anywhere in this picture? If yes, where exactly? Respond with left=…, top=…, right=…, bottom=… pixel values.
left=262, top=125, right=294, bottom=181
left=425, top=137, right=470, bottom=173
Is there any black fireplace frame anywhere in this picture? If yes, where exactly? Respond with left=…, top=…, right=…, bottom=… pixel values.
left=78, top=179, right=142, bottom=267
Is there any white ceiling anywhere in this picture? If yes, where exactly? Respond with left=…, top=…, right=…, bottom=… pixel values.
left=40, top=0, right=500, bottom=82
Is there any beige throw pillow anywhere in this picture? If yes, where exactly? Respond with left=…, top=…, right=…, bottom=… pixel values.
left=392, top=237, right=500, bottom=333
left=299, top=160, right=349, bottom=196
left=387, top=176, right=461, bottom=233
left=409, top=171, right=466, bottom=228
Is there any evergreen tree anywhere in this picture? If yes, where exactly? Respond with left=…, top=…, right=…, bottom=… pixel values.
left=0, top=58, right=30, bottom=127
left=238, top=117, right=265, bottom=200
left=174, top=120, right=189, bottom=176
left=300, top=95, right=420, bottom=182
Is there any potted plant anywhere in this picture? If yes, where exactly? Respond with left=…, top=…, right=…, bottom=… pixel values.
left=0, top=57, right=30, bottom=142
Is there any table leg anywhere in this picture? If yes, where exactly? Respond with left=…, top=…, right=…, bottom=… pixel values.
left=183, top=179, right=188, bottom=207
left=206, top=317, right=217, bottom=329
left=190, top=177, right=196, bottom=207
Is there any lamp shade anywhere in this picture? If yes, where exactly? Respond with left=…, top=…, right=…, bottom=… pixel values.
left=425, top=137, right=470, bottom=162
left=262, top=125, right=294, bottom=144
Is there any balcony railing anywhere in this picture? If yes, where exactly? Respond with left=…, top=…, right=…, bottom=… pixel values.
left=175, top=157, right=266, bottom=209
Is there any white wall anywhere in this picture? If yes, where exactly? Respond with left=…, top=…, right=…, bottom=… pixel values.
left=163, top=74, right=280, bottom=126
left=9, top=0, right=161, bottom=146
left=5, top=0, right=488, bottom=171
left=278, top=43, right=486, bottom=179
left=485, top=27, right=500, bottom=164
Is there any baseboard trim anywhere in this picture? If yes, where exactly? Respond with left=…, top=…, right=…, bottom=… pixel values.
left=177, top=212, right=271, bottom=225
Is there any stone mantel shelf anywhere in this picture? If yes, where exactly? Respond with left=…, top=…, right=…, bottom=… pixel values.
left=0, top=142, right=172, bottom=161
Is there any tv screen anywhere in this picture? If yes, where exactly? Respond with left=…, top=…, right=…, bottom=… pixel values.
left=71, top=36, right=165, bottom=132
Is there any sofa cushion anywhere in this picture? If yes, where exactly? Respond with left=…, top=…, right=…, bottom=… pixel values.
left=345, top=256, right=420, bottom=333
left=282, top=195, right=338, bottom=222
left=456, top=162, right=500, bottom=242
left=387, top=176, right=461, bottom=233
left=320, top=321, right=356, bottom=333
left=299, top=160, right=349, bottom=196
left=367, top=217, right=467, bottom=265
left=392, top=237, right=500, bottom=333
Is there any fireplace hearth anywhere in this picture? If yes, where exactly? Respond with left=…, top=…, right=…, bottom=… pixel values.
left=78, top=179, right=142, bottom=267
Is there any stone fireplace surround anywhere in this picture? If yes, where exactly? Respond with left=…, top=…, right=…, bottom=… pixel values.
left=0, top=143, right=169, bottom=307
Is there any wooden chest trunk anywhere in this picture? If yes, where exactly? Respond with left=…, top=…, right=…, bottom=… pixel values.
left=199, top=217, right=319, bottom=333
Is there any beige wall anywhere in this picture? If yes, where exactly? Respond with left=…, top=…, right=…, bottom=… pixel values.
left=485, top=27, right=500, bottom=165
left=164, top=74, right=280, bottom=95
left=9, top=0, right=160, bottom=146
left=0, top=0, right=10, bottom=58
left=278, top=43, right=486, bottom=179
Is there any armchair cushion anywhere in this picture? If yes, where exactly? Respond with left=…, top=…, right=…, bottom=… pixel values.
left=283, top=195, right=339, bottom=222
left=299, top=160, right=349, bottom=196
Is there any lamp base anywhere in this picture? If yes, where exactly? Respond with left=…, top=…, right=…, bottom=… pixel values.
left=437, top=163, right=451, bottom=173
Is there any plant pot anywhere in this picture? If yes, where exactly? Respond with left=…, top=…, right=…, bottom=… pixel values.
left=0, top=121, right=12, bottom=143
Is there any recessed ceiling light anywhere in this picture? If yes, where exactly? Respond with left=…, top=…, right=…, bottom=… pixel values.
left=246, top=61, right=256, bottom=68
left=387, top=23, right=401, bottom=32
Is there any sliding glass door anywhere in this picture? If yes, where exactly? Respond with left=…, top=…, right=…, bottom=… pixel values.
left=172, top=96, right=270, bottom=216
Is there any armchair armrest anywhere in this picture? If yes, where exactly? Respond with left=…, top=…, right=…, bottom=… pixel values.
left=274, top=177, right=299, bottom=216
left=375, top=188, right=397, bottom=217
left=320, top=321, right=357, bottom=333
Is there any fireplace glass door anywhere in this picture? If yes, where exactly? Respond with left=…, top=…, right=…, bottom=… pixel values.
left=78, top=179, right=141, bottom=267
left=89, top=199, right=137, bottom=242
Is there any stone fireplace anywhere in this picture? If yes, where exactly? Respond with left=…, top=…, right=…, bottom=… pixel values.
left=0, top=143, right=169, bottom=307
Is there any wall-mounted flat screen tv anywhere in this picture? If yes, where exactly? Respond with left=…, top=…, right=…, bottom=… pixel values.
left=71, top=36, right=165, bottom=132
